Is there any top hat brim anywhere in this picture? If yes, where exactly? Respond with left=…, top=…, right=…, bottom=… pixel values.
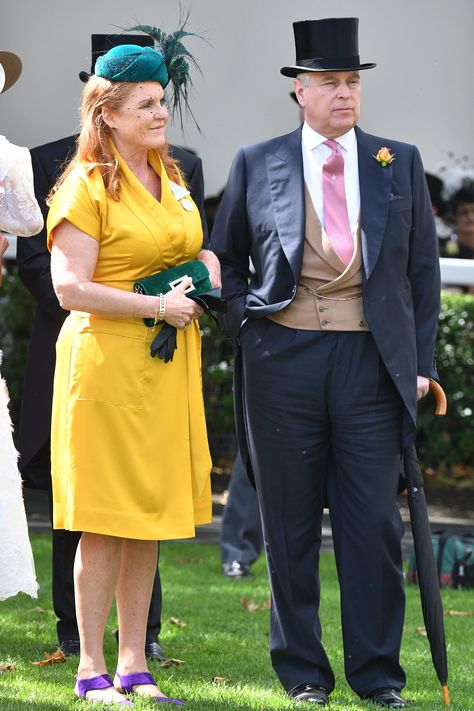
left=281, top=61, right=376, bottom=77
left=79, top=33, right=155, bottom=82
left=0, top=51, right=22, bottom=93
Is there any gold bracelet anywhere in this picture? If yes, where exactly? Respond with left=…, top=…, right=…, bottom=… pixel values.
left=153, top=293, right=166, bottom=329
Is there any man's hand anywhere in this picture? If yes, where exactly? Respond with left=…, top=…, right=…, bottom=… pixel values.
left=197, top=249, right=221, bottom=289
left=417, top=375, right=430, bottom=401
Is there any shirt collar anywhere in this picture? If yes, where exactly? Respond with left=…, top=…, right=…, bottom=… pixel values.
left=302, top=121, right=356, bottom=153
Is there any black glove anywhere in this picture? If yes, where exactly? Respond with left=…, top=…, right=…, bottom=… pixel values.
left=150, top=323, right=177, bottom=362
left=149, top=290, right=226, bottom=363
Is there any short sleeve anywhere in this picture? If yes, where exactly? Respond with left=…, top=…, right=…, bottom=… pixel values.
left=47, top=167, right=104, bottom=251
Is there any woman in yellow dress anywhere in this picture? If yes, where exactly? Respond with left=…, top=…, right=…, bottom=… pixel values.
left=47, top=37, right=219, bottom=706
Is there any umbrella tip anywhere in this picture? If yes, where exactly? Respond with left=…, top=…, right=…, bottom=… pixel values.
left=442, top=684, right=450, bottom=706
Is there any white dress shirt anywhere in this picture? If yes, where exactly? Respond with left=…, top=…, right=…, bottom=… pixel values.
left=301, top=122, right=360, bottom=239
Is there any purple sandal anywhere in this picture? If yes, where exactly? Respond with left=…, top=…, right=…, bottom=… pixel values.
left=76, top=674, right=134, bottom=705
left=115, top=672, right=185, bottom=705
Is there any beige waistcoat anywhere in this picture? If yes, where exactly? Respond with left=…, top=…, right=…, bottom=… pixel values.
left=269, top=185, right=370, bottom=331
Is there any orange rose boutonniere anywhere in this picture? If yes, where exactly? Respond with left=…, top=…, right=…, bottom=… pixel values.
left=374, top=146, right=395, bottom=167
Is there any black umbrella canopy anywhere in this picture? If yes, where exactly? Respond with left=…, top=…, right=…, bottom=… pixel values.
left=404, top=380, right=450, bottom=706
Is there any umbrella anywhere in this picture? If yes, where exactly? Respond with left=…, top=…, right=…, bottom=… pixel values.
left=404, top=378, right=450, bottom=706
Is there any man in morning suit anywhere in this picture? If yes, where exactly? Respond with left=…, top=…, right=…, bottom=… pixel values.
left=211, top=17, right=440, bottom=708
left=17, top=32, right=210, bottom=660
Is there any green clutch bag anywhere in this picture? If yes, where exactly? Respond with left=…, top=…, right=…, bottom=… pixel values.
left=134, top=259, right=227, bottom=363
left=134, top=260, right=214, bottom=327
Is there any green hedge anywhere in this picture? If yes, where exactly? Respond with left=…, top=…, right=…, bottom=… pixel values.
left=1, top=267, right=472, bottom=488
left=416, top=292, right=474, bottom=489
left=200, top=314, right=236, bottom=474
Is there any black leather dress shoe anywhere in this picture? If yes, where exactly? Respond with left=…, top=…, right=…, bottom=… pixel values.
left=58, top=639, right=80, bottom=657
left=114, top=629, right=167, bottom=662
left=288, top=684, right=330, bottom=705
left=366, top=688, right=412, bottom=708
left=222, top=561, right=252, bottom=578
left=145, top=640, right=167, bottom=662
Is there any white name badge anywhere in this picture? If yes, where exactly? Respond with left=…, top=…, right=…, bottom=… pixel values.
left=169, top=180, right=194, bottom=212
left=181, top=198, right=194, bottom=212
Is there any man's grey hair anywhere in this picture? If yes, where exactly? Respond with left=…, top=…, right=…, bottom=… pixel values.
left=296, top=73, right=311, bottom=86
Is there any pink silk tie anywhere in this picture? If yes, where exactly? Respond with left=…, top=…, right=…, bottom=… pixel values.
left=322, top=139, right=354, bottom=265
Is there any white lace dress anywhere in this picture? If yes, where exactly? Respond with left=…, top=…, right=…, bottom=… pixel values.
left=0, top=360, right=38, bottom=600
left=0, top=135, right=43, bottom=237
left=0, top=136, right=41, bottom=600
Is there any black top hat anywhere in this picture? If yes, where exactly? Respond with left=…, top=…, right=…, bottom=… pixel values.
left=79, top=33, right=154, bottom=82
left=281, top=17, right=376, bottom=77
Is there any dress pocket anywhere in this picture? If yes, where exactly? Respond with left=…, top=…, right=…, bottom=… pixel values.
left=71, top=330, right=147, bottom=410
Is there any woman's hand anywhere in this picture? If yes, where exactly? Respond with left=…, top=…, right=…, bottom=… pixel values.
left=163, top=278, right=203, bottom=330
left=197, top=249, right=221, bottom=288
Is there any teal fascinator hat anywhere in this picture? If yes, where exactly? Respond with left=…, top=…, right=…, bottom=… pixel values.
left=95, top=45, right=169, bottom=86
left=87, top=19, right=205, bottom=130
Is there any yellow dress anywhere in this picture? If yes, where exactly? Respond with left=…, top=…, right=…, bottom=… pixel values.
left=47, top=148, right=212, bottom=540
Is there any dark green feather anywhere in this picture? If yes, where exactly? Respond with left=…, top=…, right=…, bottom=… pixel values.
left=125, top=17, right=205, bottom=131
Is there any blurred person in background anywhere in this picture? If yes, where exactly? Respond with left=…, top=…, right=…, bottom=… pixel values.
left=447, top=185, right=474, bottom=260
left=220, top=452, right=263, bottom=578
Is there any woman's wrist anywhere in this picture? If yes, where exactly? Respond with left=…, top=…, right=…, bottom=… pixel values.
left=153, top=293, right=166, bottom=327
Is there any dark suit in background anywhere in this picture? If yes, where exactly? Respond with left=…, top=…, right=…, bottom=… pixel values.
left=17, top=135, right=208, bottom=648
left=220, top=452, right=263, bottom=576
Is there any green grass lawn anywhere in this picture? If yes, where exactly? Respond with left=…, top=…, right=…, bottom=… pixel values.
left=0, top=533, right=472, bottom=710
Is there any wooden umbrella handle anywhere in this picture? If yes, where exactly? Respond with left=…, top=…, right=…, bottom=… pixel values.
left=428, top=378, right=447, bottom=416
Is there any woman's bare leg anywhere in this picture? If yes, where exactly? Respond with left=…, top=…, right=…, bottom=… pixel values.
left=74, top=532, right=127, bottom=704
left=115, top=539, right=165, bottom=698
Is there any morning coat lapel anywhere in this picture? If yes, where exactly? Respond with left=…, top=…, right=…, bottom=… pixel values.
left=265, top=127, right=305, bottom=282
left=356, top=125, right=393, bottom=279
